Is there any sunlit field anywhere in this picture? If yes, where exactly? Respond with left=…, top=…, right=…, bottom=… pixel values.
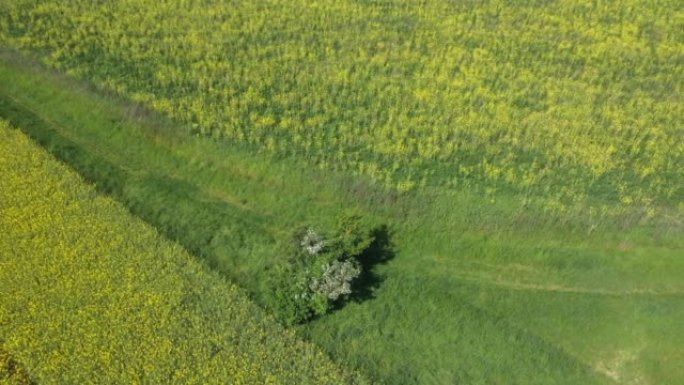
left=1, top=0, right=682, bottom=384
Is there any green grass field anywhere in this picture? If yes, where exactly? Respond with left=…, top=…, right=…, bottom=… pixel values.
left=1, top=1, right=683, bottom=384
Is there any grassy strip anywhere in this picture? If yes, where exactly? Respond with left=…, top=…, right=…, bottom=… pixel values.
left=0, top=120, right=370, bottom=384
left=1, top=50, right=682, bottom=384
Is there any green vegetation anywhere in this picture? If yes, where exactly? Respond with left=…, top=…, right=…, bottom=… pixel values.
left=267, top=215, right=378, bottom=325
left=0, top=346, right=33, bottom=385
left=0, top=119, right=369, bottom=384
left=0, top=0, right=682, bottom=384
left=1, top=0, right=682, bottom=210
left=1, top=50, right=682, bottom=385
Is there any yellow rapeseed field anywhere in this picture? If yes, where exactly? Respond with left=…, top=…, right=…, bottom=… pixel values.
left=1, top=0, right=681, bottom=208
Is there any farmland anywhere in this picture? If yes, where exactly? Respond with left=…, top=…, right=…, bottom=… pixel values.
left=0, top=119, right=369, bottom=384
left=1, top=0, right=683, bottom=384
left=1, top=0, right=682, bottom=207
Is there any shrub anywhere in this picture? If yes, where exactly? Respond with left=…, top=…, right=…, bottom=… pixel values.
left=267, top=214, right=375, bottom=325
left=310, top=259, right=361, bottom=301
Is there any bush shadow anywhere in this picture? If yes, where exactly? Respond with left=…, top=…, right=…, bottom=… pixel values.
left=350, top=224, right=395, bottom=302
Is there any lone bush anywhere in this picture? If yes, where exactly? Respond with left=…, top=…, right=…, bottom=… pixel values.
left=267, top=214, right=375, bottom=325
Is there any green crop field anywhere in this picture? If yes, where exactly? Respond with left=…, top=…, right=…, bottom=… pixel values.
left=1, top=0, right=683, bottom=384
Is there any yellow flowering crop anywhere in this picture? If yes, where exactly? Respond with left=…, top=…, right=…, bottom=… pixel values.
left=1, top=0, right=681, bottom=209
